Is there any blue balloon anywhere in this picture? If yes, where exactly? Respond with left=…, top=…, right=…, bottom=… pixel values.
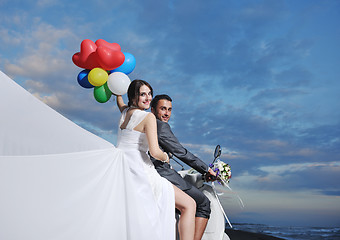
left=111, top=52, right=136, bottom=75
left=77, top=69, right=94, bottom=88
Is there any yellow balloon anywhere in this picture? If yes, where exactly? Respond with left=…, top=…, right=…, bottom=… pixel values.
left=88, top=68, right=108, bottom=86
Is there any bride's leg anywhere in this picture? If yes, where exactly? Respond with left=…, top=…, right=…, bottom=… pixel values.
left=173, top=185, right=196, bottom=240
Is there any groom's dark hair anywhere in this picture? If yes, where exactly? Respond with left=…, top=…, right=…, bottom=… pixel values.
left=151, top=94, right=172, bottom=110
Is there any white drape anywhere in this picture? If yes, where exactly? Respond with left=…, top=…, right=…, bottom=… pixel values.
left=0, top=71, right=113, bottom=156
left=0, top=71, right=161, bottom=239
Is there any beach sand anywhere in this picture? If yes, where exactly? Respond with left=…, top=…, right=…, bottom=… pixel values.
left=225, top=229, right=285, bottom=240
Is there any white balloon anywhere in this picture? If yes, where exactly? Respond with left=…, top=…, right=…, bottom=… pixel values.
left=107, top=72, right=131, bottom=95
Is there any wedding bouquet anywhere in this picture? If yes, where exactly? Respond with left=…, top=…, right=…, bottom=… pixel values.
left=210, top=160, right=231, bottom=185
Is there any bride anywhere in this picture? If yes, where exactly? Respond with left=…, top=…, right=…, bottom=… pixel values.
left=116, top=79, right=196, bottom=240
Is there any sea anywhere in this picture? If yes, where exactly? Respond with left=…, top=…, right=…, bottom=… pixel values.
left=229, top=223, right=340, bottom=240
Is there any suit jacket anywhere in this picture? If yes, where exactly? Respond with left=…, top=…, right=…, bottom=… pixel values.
left=151, top=119, right=209, bottom=191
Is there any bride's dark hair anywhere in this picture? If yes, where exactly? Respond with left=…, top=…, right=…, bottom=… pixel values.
left=127, top=79, right=153, bottom=107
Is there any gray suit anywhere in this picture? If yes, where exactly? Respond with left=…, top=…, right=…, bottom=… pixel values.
left=151, top=119, right=211, bottom=219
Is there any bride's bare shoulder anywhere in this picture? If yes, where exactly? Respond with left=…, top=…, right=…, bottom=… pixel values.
left=144, top=112, right=155, bottom=121
left=140, top=112, right=156, bottom=126
left=146, top=112, right=155, bottom=118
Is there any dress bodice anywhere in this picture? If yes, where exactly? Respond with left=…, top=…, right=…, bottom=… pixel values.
left=117, top=108, right=150, bottom=152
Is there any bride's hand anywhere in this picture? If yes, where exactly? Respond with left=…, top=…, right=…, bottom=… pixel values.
left=163, top=152, right=170, bottom=163
left=158, top=152, right=170, bottom=164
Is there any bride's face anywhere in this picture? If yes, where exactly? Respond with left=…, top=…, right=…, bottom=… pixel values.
left=136, top=85, right=152, bottom=110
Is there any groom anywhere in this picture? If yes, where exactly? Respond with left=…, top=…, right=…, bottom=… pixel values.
left=150, top=94, right=216, bottom=240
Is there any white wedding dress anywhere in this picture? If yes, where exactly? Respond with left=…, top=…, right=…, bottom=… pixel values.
left=0, top=71, right=175, bottom=240
left=117, top=108, right=175, bottom=239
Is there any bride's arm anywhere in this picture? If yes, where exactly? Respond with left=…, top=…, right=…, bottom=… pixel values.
left=144, top=113, right=169, bottom=162
left=116, top=95, right=128, bottom=113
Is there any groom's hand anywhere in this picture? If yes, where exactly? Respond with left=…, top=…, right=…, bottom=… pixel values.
left=205, top=168, right=217, bottom=182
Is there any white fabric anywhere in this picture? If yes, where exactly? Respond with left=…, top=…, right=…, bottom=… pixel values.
left=0, top=71, right=113, bottom=156
left=117, top=108, right=176, bottom=239
left=0, top=71, right=175, bottom=240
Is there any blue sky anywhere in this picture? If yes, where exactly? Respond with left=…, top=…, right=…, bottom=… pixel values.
left=1, top=0, right=339, bottom=227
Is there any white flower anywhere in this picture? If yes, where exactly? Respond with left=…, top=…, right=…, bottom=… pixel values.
left=211, top=160, right=232, bottom=185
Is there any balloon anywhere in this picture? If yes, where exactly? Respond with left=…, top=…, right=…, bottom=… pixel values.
left=88, top=68, right=108, bottom=86
left=72, top=39, right=125, bottom=70
left=96, top=46, right=125, bottom=70
left=107, top=72, right=131, bottom=95
left=93, top=83, right=112, bottom=103
left=77, top=70, right=94, bottom=88
left=72, top=39, right=100, bottom=69
left=111, top=52, right=136, bottom=75
left=95, top=39, right=121, bottom=52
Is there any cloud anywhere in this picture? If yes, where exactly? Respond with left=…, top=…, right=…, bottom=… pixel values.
left=0, top=19, right=122, bottom=133
left=0, top=28, right=22, bottom=46
left=123, top=0, right=290, bottom=82
left=4, top=22, right=77, bottom=78
left=259, top=161, right=340, bottom=175
left=320, top=190, right=340, bottom=196
left=232, top=161, right=340, bottom=195
left=36, top=0, right=59, bottom=8
left=299, top=123, right=340, bottom=150
left=275, top=65, right=312, bottom=87
left=251, top=88, right=307, bottom=102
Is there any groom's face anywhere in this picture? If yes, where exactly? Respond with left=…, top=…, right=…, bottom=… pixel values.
left=152, top=99, right=172, bottom=123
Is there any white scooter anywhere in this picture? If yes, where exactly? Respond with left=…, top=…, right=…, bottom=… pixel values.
left=174, top=145, right=231, bottom=240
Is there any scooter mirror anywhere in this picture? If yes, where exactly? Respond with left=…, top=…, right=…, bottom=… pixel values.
left=214, top=145, right=221, bottom=159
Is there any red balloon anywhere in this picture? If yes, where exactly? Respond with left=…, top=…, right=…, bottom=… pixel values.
left=95, top=39, right=121, bottom=52
left=72, top=39, right=125, bottom=70
left=96, top=46, right=125, bottom=70
left=72, top=39, right=100, bottom=69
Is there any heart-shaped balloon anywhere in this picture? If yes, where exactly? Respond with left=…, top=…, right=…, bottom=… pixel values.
left=72, top=39, right=100, bottom=69
left=96, top=46, right=125, bottom=70
left=95, top=39, right=121, bottom=52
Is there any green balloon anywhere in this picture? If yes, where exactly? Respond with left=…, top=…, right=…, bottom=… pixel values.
left=93, top=83, right=112, bottom=103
